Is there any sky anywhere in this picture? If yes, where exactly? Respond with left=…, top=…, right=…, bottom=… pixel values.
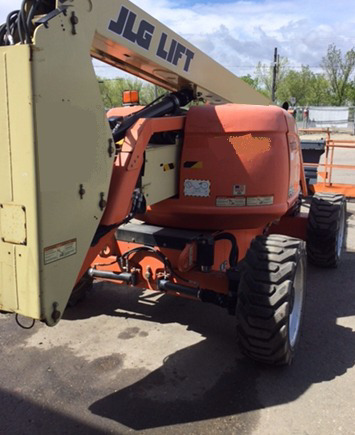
left=1, top=0, right=354, bottom=79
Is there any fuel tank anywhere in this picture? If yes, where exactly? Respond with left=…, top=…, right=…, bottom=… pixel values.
left=140, top=104, right=301, bottom=230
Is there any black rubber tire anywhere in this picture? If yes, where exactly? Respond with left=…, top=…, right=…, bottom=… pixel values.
left=236, top=235, right=307, bottom=366
left=307, top=193, right=346, bottom=268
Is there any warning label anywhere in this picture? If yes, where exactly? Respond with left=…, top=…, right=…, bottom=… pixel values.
left=233, top=184, right=246, bottom=196
left=44, top=239, right=77, bottom=265
left=216, top=197, right=246, bottom=207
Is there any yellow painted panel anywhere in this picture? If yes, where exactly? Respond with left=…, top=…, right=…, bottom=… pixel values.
left=0, top=246, right=18, bottom=312
left=0, top=52, right=12, bottom=203
left=0, top=45, right=41, bottom=320
left=0, top=204, right=27, bottom=245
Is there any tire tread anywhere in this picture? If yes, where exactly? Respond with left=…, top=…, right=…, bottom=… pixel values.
left=236, top=235, right=306, bottom=365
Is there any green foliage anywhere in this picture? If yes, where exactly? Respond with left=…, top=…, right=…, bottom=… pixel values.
left=255, top=57, right=289, bottom=100
left=98, top=77, right=166, bottom=109
left=307, top=74, right=332, bottom=106
left=240, top=74, right=259, bottom=89
left=276, top=67, right=332, bottom=106
left=347, top=80, right=355, bottom=105
left=276, top=67, right=312, bottom=105
left=250, top=45, right=354, bottom=106
left=321, top=44, right=355, bottom=105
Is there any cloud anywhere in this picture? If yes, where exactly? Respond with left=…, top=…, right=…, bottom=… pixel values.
left=1, top=0, right=354, bottom=78
left=132, top=0, right=355, bottom=76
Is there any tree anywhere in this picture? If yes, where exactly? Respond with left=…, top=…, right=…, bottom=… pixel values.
left=98, top=77, right=122, bottom=108
left=346, top=79, right=355, bottom=105
left=240, top=74, right=259, bottom=89
left=321, top=44, right=355, bottom=105
left=276, top=67, right=332, bottom=106
left=307, top=74, right=332, bottom=106
left=255, top=57, right=289, bottom=100
left=276, top=66, right=313, bottom=106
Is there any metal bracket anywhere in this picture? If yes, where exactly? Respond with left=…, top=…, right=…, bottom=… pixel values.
left=108, top=139, right=114, bottom=158
left=99, top=193, right=107, bottom=211
left=36, top=6, right=69, bottom=29
left=70, top=12, right=79, bottom=35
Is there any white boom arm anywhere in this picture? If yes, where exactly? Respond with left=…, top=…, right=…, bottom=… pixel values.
left=90, top=1, right=269, bottom=105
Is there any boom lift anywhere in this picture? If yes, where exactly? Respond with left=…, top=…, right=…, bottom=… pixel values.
left=0, top=0, right=347, bottom=365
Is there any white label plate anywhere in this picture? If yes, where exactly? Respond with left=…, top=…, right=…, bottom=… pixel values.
left=44, top=239, right=77, bottom=265
left=184, top=179, right=210, bottom=197
left=246, top=196, right=274, bottom=206
left=233, top=184, right=246, bottom=196
left=216, top=197, right=246, bottom=207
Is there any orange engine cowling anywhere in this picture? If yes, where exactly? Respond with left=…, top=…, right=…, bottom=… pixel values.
left=140, top=104, right=301, bottom=230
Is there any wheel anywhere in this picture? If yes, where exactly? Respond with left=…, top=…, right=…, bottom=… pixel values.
left=67, top=274, right=93, bottom=308
left=236, top=235, right=307, bottom=366
left=307, top=193, right=346, bottom=268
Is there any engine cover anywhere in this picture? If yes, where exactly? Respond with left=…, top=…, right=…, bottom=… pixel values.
left=141, top=104, right=301, bottom=230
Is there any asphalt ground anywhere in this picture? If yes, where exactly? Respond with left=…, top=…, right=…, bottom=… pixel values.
left=1, top=139, right=355, bottom=435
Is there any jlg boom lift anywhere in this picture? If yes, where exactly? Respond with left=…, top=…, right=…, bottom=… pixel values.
left=0, top=0, right=347, bottom=365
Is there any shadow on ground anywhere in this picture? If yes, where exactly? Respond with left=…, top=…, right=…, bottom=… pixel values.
left=63, top=250, right=355, bottom=431
left=0, top=389, right=106, bottom=435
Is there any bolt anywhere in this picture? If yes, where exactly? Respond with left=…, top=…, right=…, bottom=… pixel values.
left=70, top=12, right=79, bottom=25
left=51, top=303, right=61, bottom=322
left=99, top=193, right=107, bottom=211
left=108, top=139, right=114, bottom=158
left=145, top=266, right=152, bottom=280
left=79, top=184, right=86, bottom=199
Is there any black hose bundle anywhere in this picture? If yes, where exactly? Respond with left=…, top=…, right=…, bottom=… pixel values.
left=0, top=0, right=54, bottom=46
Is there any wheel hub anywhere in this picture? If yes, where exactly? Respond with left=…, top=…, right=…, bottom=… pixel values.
left=289, top=260, right=305, bottom=348
left=337, top=207, right=345, bottom=258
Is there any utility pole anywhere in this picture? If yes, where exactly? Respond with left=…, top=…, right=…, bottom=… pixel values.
left=271, top=47, right=279, bottom=103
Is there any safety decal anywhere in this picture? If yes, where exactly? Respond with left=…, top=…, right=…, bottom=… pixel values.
left=184, top=180, right=210, bottom=197
left=44, top=239, right=77, bottom=265
left=183, top=161, right=203, bottom=169
left=163, top=163, right=175, bottom=172
left=233, top=184, right=246, bottom=196
left=246, top=196, right=274, bottom=206
left=216, top=197, right=246, bottom=207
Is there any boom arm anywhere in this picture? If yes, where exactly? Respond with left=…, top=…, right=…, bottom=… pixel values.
left=1, top=0, right=270, bottom=105
left=90, top=1, right=269, bottom=105
left=0, top=0, right=269, bottom=326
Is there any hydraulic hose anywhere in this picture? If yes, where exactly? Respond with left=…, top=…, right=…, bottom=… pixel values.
left=112, top=89, right=194, bottom=142
left=214, top=233, right=239, bottom=268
